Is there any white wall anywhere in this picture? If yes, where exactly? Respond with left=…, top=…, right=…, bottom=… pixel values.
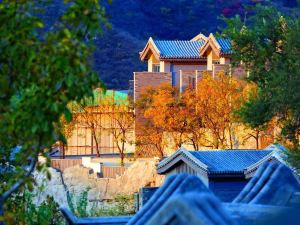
left=148, top=56, right=153, bottom=72
left=207, top=51, right=213, bottom=70
left=82, top=157, right=102, bottom=173
left=166, top=163, right=209, bottom=187
left=220, top=57, right=231, bottom=64
left=160, top=61, right=171, bottom=72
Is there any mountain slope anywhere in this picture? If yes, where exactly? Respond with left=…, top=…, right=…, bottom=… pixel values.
left=42, top=0, right=298, bottom=89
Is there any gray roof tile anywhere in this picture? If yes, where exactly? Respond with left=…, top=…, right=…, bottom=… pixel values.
left=190, top=150, right=272, bottom=174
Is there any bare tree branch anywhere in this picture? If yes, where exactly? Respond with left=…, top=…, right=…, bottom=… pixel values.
left=0, top=156, right=37, bottom=202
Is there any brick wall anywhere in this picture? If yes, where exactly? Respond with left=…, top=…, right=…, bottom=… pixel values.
left=133, top=72, right=172, bottom=102
left=101, top=165, right=127, bottom=178
left=213, top=64, right=230, bottom=77
left=51, top=158, right=82, bottom=172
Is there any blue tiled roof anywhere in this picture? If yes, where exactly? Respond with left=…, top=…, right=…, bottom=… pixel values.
left=153, top=40, right=205, bottom=59
left=190, top=150, right=272, bottom=174
left=216, top=38, right=232, bottom=54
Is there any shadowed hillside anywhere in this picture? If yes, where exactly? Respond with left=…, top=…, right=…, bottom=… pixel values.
left=42, top=0, right=298, bottom=89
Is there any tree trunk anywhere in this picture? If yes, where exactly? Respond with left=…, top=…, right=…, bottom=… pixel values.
left=229, top=129, right=233, bottom=149
left=94, top=136, right=100, bottom=157
left=159, top=148, right=164, bottom=159
left=192, top=141, right=197, bottom=151
left=91, top=133, right=93, bottom=155
left=120, top=152, right=124, bottom=166
left=92, top=129, right=100, bottom=157
left=255, top=130, right=259, bottom=149
left=62, top=143, right=65, bottom=159
left=120, top=139, right=125, bottom=166
left=191, top=135, right=200, bottom=150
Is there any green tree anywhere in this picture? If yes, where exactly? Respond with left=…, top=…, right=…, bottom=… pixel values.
left=0, top=0, right=109, bottom=219
left=223, top=4, right=300, bottom=149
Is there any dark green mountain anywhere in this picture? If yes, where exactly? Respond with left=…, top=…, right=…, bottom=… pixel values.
left=42, top=0, right=299, bottom=89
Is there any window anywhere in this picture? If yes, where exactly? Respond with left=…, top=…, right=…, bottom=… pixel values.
left=213, top=60, right=220, bottom=64
left=212, top=60, right=220, bottom=64
left=153, top=64, right=160, bottom=72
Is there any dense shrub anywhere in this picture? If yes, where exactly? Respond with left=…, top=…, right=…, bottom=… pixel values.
left=4, top=192, right=66, bottom=225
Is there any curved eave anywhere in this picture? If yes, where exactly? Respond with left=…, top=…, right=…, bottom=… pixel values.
left=208, top=172, right=245, bottom=179
left=220, top=52, right=232, bottom=57
left=139, top=37, right=161, bottom=61
left=191, top=33, right=208, bottom=42
left=159, top=57, right=207, bottom=62
left=157, top=148, right=208, bottom=175
left=244, top=152, right=275, bottom=178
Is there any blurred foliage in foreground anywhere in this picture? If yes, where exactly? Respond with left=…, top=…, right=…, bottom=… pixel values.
left=4, top=192, right=65, bottom=225
left=0, top=0, right=108, bottom=220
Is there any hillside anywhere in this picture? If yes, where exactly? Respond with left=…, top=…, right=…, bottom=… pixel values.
left=42, top=0, right=298, bottom=89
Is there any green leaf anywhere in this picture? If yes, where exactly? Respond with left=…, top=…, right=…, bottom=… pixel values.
left=63, top=28, right=71, bottom=38
left=64, top=108, right=73, bottom=122
left=35, top=21, right=44, bottom=28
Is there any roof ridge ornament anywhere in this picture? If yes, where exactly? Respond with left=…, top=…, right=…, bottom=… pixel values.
left=139, top=37, right=161, bottom=61
left=190, top=33, right=208, bottom=42
left=208, top=33, right=221, bottom=50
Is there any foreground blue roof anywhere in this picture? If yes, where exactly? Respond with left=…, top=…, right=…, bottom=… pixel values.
left=153, top=40, right=205, bottom=59
left=190, top=150, right=272, bottom=174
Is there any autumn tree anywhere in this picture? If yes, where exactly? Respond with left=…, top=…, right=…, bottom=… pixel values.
left=135, top=86, right=166, bottom=158
left=136, top=121, right=166, bottom=159
left=136, top=77, right=245, bottom=153
left=182, top=89, right=206, bottom=150
left=142, top=83, right=189, bottom=151
left=67, top=91, right=134, bottom=163
left=73, top=103, right=103, bottom=157
left=107, top=97, right=135, bottom=165
left=195, top=72, right=245, bottom=149
left=59, top=113, right=77, bottom=158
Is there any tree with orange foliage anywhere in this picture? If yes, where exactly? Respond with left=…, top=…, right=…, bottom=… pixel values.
left=59, top=113, right=77, bottom=158
left=182, top=89, right=206, bottom=150
left=107, top=102, right=135, bottom=166
left=195, top=72, right=245, bottom=149
left=135, top=120, right=165, bottom=159
left=136, top=73, right=261, bottom=152
left=135, top=85, right=167, bottom=158
left=143, top=83, right=189, bottom=150
left=72, top=103, right=103, bottom=157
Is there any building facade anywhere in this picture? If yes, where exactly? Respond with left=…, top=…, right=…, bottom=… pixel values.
left=132, top=32, right=275, bottom=152
left=133, top=33, right=245, bottom=102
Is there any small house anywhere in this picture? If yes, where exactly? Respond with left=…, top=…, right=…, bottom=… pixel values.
left=157, top=146, right=284, bottom=201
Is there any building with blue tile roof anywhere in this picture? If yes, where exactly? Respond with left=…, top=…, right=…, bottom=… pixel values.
left=133, top=32, right=266, bottom=153
left=133, top=33, right=243, bottom=102
left=153, top=40, right=205, bottom=59
left=156, top=145, right=287, bottom=201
